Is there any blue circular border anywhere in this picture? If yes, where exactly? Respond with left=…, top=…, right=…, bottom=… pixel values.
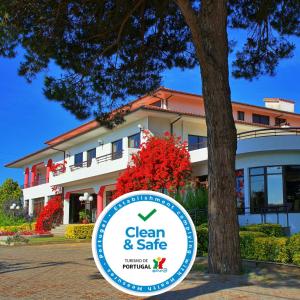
left=95, top=193, right=196, bottom=293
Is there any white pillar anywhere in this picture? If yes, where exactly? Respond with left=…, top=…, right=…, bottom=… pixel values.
left=63, top=199, right=69, bottom=224
left=28, top=199, right=34, bottom=216
left=44, top=196, right=49, bottom=206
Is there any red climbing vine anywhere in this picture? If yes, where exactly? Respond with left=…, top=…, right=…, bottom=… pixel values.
left=35, top=195, right=63, bottom=232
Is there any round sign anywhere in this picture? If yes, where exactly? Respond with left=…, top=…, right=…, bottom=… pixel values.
left=92, top=190, right=197, bottom=297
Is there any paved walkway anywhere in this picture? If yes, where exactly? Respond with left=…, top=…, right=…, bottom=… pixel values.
left=0, top=243, right=299, bottom=299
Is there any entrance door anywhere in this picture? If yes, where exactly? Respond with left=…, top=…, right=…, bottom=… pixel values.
left=69, top=194, right=83, bottom=223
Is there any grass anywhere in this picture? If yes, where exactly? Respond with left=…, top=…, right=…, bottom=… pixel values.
left=27, top=236, right=91, bottom=245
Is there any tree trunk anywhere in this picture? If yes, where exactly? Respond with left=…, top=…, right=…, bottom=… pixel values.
left=176, top=0, right=241, bottom=274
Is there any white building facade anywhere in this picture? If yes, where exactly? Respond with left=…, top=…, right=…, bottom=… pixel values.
left=6, top=88, right=300, bottom=233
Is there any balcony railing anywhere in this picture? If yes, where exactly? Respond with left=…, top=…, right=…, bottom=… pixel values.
left=69, top=151, right=124, bottom=171
left=21, top=176, right=47, bottom=189
left=237, top=127, right=300, bottom=140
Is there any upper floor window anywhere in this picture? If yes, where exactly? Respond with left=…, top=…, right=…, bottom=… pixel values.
left=112, top=139, right=123, bottom=160
left=87, top=148, right=96, bottom=166
left=237, top=111, right=245, bottom=121
left=252, top=114, right=270, bottom=125
left=188, top=135, right=207, bottom=151
left=275, top=117, right=287, bottom=126
left=74, top=152, right=83, bottom=166
left=128, top=133, right=140, bottom=148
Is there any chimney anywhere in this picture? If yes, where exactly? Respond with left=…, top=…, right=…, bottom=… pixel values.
left=264, top=98, right=295, bottom=113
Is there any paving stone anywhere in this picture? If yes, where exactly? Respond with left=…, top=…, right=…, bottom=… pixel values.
left=0, top=243, right=299, bottom=300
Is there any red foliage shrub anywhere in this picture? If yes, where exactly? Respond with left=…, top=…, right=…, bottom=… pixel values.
left=35, top=195, right=63, bottom=232
left=114, top=131, right=191, bottom=198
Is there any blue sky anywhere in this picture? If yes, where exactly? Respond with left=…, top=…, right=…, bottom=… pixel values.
left=0, top=37, right=299, bottom=185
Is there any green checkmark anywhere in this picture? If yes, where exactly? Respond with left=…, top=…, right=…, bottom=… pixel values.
left=138, top=209, right=157, bottom=222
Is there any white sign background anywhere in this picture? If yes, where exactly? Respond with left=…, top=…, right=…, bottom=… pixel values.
left=92, top=190, right=197, bottom=297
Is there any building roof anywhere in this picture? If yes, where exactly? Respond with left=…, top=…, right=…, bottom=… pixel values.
left=5, top=87, right=299, bottom=168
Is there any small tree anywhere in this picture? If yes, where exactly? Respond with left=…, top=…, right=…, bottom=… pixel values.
left=114, top=132, right=191, bottom=198
left=0, top=179, right=22, bottom=212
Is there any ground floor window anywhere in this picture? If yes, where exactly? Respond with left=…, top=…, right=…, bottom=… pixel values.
left=249, top=165, right=300, bottom=213
left=105, top=190, right=115, bottom=206
left=33, top=198, right=44, bottom=217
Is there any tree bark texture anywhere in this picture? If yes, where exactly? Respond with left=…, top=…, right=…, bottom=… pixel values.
left=177, top=0, right=241, bottom=274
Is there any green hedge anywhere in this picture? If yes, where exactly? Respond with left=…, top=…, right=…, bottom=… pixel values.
left=196, top=224, right=300, bottom=265
left=240, top=223, right=285, bottom=237
left=65, top=224, right=94, bottom=239
left=239, top=231, right=267, bottom=259
left=287, top=233, right=300, bottom=265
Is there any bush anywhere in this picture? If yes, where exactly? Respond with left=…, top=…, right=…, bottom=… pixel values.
left=0, top=223, right=35, bottom=232
left=253, top=237, right=290, bottom=263
left=239, top=231, right=267, bottom=260
left=65, top=224, right=94, bottom=239
left=196, top=226, right=208, bottom=256
left=240, top=223, right=285, bottom=237
left=288, top=233, right=300, bottom=265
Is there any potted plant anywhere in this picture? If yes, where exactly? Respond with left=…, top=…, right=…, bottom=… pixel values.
left=79, top=210, right=90, bottom=224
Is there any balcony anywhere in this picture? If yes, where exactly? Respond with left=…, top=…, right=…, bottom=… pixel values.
left=237, top=127, right=300, bottom=155
left=69, top=151, right=124, bottom=172
left=50, top=149, right=137, bottom=185
left=21, top=176, right=47, bottom=189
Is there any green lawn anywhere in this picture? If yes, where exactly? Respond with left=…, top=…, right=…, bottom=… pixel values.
left=27, top=236, right=91, bottom=245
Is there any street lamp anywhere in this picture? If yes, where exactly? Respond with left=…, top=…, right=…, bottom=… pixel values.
left=10, top=203, right=20, bottom=217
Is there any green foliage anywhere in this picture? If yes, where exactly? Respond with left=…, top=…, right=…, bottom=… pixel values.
left=197, top=225, right=299, bottom=265
left=175, top=188, right=208, bottom=226
left=287, top=233, right=300, bottom=265
left=79, top=210, right=91, bottom=222
left=65, top=224, right=94, bottom=239
left=252, top=237, right=290, bottom=263
left=0, top=178, right=22, bottom=212
left=239, top=231, right=267, bottom=260
left=176, top=187, right=208, bottom=210
left=0, top=1, right=298, bottom=119
left=240, top=223, right=285, bottom=237
left=6, top=233, right=29, bottom=245
left=0, top=223, right=34, bottom=232
left=196, top=226, right=208, bottom=256
left=0, top=213, right=27, bottom=226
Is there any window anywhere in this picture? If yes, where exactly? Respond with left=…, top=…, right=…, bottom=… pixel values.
left=74, top=152, right=83, bottom=166
left=250, top=168, right=265, bottom=213
left=33, top=198, right=44, bottom=217
left=252, top=114, right=270, bottom=125
left=275, top=117, right=287, bottom=126
left=236, top=169, right=245, bottom=214
left=237, top=111, right=245, bottom=121
left=106, top=191, right=115, bottom=206
left=87, top=148, right=96, bottom=167
left=128, top=133, right=140, bottom=148
left=112, top=139, right=123, bottom=160
left=188, top=135, right=207, bottom=151
left=249, top=165, right=300, bottom=213
left=286, top=166, right=300, bottom=212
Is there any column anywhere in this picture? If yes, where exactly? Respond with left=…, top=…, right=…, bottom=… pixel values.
left=63, top=192, right=70, bottom=224
left=46, top=159, right=52, bottom=183
left=97, top=186, right=105, bottom=218
left=44, top=196, right=49, bottom=206
left=24, top=168, right=29, bottom=188
left=28, top=199, right=34, bottom=216
left=30, top=165, right=36, bottom=187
